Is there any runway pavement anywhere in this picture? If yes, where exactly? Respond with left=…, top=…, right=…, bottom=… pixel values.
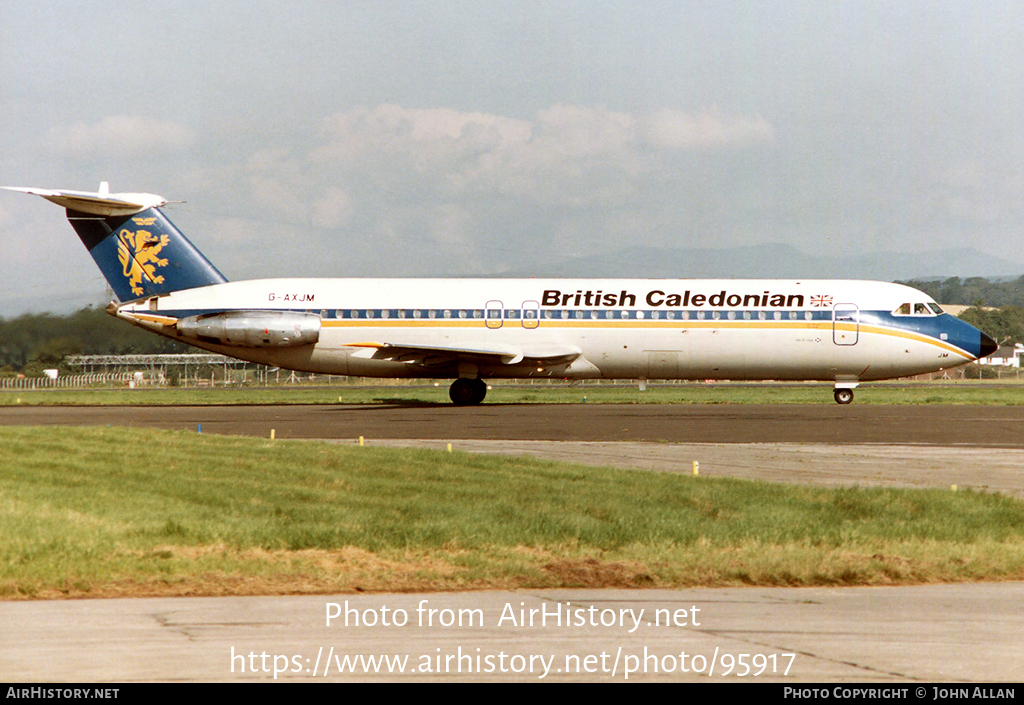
left=2, top=402, right=1024, bottom=445
left=3, top=584, right=1023, bottom=682
left=357, top=439, right=1024, bottom=498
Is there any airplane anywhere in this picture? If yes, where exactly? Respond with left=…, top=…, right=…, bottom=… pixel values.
left=5, top=183, right=998, bottom=405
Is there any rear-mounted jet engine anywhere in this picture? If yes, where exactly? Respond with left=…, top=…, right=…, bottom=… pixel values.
left=176, top=311, right=320, bottom=348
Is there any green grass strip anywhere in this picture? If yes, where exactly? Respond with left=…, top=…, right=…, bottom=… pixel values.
left=2, top=427, right=1024, bottom=598
left=2, top=380, right=1024, bottom=406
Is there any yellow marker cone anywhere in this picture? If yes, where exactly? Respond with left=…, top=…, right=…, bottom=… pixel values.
left=951, top=484, right=957, bottom=492
left=270, top=429, right=276, bottom=440
left=447, top=443, right=452, bottom=453
left=359, top=436, right=364, bottom=447
left=693, top=461, right=700, bottom=476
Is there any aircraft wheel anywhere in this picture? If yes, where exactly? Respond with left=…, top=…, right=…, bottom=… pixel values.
left=470, top=378, right=488, bottom=404
left=834, top=388, right=854, bottom=405
left=450, top=378, right=484, bottom=406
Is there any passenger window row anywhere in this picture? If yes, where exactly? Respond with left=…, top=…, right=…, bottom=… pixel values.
left=319, top=309, right=487, bottom=320
left=317, top=309, right=826, bottom=321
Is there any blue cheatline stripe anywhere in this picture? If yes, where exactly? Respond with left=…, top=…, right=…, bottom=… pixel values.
left=139, top=306, right=974, bottom=357
left=153, top=306, right=847, bottom=320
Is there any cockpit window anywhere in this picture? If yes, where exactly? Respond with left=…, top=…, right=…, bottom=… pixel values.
left=893, top=302, right=939, bottom=316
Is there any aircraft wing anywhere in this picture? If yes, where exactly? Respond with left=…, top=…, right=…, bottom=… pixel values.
left=346, top=341, right=582, bottom=368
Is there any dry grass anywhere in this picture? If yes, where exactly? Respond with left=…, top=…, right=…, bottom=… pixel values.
left=4, top=427, right=1024, bottom=599
left=10, top=540, right=1024, bottom=600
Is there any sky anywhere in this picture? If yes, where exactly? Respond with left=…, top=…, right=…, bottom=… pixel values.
left=2, top=0, right=1024, bottom=314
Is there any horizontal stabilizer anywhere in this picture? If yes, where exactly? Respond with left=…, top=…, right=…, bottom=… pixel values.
left=6, top=182, right=224, bottom=301
left=4, top=184, right=167, bottom=216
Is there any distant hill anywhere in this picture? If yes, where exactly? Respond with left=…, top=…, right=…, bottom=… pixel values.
left=497, top=243, right=1024, bottom=281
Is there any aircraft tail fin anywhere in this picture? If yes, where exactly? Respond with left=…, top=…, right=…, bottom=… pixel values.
left=5, top=184, right=227, bottom=301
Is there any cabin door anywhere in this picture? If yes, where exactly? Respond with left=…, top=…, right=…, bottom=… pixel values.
left=832, top=304, right=859, bottom=345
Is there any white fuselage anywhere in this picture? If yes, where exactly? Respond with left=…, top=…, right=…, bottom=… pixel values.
left=114, top=277, right=983, bottom=385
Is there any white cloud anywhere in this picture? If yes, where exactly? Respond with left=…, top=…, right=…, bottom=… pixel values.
left=642, top=109, right=774, bottom=149
left=185, top=103, right=778, bottom=277
left=532, top=104, right=636, bottom=158
left=45, top=115, right=195, bottom=159
left=312, top=104, right=532, bottom=180
left=302, top=104, right=772, bottom=209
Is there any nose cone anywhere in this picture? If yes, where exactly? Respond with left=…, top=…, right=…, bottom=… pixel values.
left=979, top=332, right=998, bottom=359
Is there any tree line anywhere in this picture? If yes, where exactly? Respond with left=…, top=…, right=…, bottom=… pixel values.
left=956, top=306, right=1024, bottom=350
left=897, top=275, right=1024, bottom=308
left=0, top=307, right=187, bottom=376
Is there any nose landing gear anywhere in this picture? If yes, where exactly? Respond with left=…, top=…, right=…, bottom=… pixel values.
left=449, top=378, right=488, bottom=405
left=834, top=388, right=854, bottom=404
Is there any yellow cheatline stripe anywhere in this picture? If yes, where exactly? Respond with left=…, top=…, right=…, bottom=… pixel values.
left=321, top=319, right=974, bottom=359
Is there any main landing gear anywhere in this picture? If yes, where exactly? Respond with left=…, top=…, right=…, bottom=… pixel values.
left=833, top=388, right=854, bottom=405
left=449, top=378, right=488, bottom=406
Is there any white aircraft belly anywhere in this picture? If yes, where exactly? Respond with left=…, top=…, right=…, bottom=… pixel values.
left=114, top=299, right=971, bottom=383
left=309, top=317, right=955, bottom=382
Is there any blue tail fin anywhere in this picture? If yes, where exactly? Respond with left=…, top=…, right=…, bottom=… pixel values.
left=4, top=185, right=227, bottom=301
left=67, top=207, right=227, bottom=301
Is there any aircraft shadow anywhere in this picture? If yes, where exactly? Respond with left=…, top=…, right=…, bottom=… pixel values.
left=365, top=398, right=449, bottom=408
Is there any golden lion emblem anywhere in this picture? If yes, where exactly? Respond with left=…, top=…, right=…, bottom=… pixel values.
left=117, top=226, right=170, bottom=296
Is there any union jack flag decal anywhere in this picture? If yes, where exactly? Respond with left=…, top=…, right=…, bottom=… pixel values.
left=810, top=295, right=833, bottom=308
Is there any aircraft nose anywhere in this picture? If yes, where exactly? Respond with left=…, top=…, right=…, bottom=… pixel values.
left=979, top=332, right=998, bottom=359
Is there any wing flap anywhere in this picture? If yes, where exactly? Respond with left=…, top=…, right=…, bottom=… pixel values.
left=347, top=341, right=581, bottom=368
